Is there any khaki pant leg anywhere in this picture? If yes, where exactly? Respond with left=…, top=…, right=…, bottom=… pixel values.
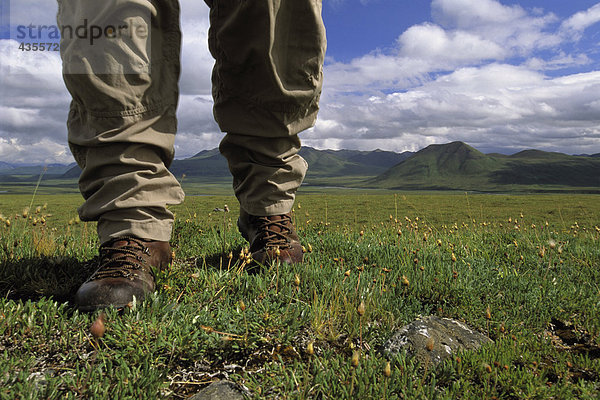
left=57, top=0, right=184, bottom=244
left=208, top=0, right=326, bottom=216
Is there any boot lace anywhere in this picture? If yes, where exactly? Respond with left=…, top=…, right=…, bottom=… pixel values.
left=251, top=214, right=294, bottom=249
left=89, top=237, right=152, bottom=281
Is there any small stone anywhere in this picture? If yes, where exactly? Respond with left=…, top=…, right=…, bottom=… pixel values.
left=382, top=316, right=492, bottom=366
left=189, top=381, right=248, bottom=400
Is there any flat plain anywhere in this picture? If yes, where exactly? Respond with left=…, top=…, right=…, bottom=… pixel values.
left=1, top=191, right=599, bottom=399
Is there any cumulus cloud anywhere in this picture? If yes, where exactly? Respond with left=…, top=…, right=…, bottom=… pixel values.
left=1, top=0, right=600, bottom=164
left=560, top=3, right=600, bottom=40
left=309, top=65, right=600, bottom=154
left=398, top=23, right=508, bottom=64
left=0, top=0, right=216, bottom=163
left=308, top=0, right=600, bottom=155
left=0, top=36, right=71, bottom=162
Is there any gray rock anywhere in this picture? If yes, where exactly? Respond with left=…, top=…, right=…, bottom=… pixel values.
left=189, top=381, right=248, bottom=400
left=382, top=316, right=492, bottom=365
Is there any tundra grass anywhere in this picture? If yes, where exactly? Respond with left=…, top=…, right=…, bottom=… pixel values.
left=0, top=193, right=599, bottom=399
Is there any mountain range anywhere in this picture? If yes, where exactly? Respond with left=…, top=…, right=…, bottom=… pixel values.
left=366, top=141, right=600, bottom=191
left=1, top=142, right=599, bottom=192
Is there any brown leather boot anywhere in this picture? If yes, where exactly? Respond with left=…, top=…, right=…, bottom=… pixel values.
left=74, top=237, right=172, bottom=311
left=238, top=211, right=303, bottom=264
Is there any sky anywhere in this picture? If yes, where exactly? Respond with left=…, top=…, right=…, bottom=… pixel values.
left=1, top=0, right=600, bottom=164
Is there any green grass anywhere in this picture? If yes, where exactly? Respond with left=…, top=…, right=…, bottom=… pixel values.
left=1, top=193, right=599, bottom=399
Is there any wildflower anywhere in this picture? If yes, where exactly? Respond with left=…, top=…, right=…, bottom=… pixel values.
left=239, top=300, right=246, bottom=312
left=357, top=300, right=365, bottom=316
left=351, top=351, right=360, bottom=368
left=485, top=305, right=492, bottom=320
left=90, top=313, right=107, bottom=338
left=401, top=275, right=409, bottom=287
left=451, top=253, right=457, bottom=263
left=306, top=341, right=314, bottom=356
left=384, top=361, right=391, bottom=377
left=294, top=274, right=301, bottom=287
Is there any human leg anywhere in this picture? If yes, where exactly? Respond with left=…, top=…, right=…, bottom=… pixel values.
left=58, top=0, right=184, bottom=309
left=207, top=0, right=326, bottom=263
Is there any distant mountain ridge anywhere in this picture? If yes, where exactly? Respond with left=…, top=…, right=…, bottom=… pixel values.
left=1, top=143, right=599, bottom=192
left=54, top=147, right=411, bottom=182
left=367, top=141, right=600, bottom=191
left=0, top=163, right=77, bottom=177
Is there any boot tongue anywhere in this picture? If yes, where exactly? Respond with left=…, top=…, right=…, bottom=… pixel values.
left=104, top=237, right=143, bottom=249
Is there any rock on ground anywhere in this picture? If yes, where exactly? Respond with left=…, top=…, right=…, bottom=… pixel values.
left=382, top=316, right=492, bottom=365
left=189, top=381, right=248, bottom=400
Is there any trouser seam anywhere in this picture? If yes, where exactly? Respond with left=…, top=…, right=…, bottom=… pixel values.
left=79, top=100, right=169, bottom=119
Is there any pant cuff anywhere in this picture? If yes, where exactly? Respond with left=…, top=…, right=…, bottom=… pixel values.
left=97, top=218, right=174, bottom=244
left=241, top=199, right=295, bottom=216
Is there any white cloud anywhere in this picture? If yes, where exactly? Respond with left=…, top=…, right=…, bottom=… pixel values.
left=323, top=0, right=572, bottom=95
left=178, top=2, right=213, bottom=95
left=0, top=137, right=71, bottom=164
left=560, top=3, right=600, bottom=39
left=1, top=0, right=600, bottom=165
left=431, top=0, right=562, bottom=53
left=309, top=0, right=600, bottom=155
left=308, top=65, right=600, bottom=154
left=397, top=23, right=508, bottom=64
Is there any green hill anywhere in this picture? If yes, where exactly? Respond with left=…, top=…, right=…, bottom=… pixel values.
left=2, top=143, right=599, bottom=193
left=298, top=147, right=409, bottom=178
left=366, top=142, right=600, bottom=191
left=55, top=147, right=409, bottom=185
left=168, top=149, right=230, bottom=179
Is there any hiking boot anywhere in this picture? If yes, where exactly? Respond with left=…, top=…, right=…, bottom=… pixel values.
left=238, top=211, right=303, bottom=264
left=74, top=237, right=172, bottom=311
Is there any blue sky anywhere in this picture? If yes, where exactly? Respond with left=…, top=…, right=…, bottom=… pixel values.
left=324, top=1, right=600, bottom=73
left=1, top=0, right=600, bottom=164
